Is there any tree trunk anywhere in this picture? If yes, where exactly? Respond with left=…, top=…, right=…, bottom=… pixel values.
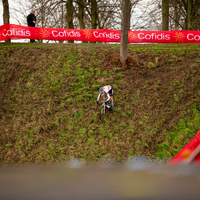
left=174, top=1, right=179, bottom=29
left=76, top=0, right=87, bottom=43
left=3, top=0, right=10, bottom=43
left=78, top=0, right=85, bottom=29
left=128, top=0, right=131, bottom=30
left=91, top=0, right=98, bottom=29
left=187, top=0, right=193, bottom=30
left=162, top=0, right=169, bottom=30
left=120, top=0, right=129, bottom=68
left=66, top=0, right=74, bottom=43
left=184, top=18, right=188, bottom=30
left=3, top=0, right=9, bottom=24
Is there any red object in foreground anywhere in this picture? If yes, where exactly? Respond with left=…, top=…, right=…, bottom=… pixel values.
left=1, top=24, right=200, bottom=43
left=168, top=131, right=200, bottom=165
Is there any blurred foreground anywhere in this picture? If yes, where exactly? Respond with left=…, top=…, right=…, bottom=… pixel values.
left=1, top=159, right=200, bottom=200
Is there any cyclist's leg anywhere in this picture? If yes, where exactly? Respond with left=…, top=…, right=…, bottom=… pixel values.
left=110, top=96, right=114, bottom=109
left=109, top=87, right=114, bottom=109
left=110, top=96, right=113, bottom=104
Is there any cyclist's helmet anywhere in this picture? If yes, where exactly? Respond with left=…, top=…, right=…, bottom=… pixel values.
left=99, top=87, right=104, bottom=93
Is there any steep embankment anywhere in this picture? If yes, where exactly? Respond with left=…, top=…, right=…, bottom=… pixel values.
left=0, top=43, right=200, bottom=165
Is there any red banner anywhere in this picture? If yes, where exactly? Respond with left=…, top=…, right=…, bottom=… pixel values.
left=1, top=24, right=200, bottom=43
left=168, top=130, right=200, bottom=165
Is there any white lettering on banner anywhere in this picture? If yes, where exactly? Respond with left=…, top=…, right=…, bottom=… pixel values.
left=7, top=30, right=12, bottom=36
left=93, top=31, right=120, bottom=40
left=138, top=33, right=170, bottom=40
left=187, top=34, right=200, bottom=41
left=2, top=28, right=30, bottom=37
left=52, top=30, right=81, bottom=38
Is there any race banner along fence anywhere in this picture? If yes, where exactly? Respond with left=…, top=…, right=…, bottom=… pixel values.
left=168, top=130, right=200, bottom=164
left=1, top=24, right=200, bottom=43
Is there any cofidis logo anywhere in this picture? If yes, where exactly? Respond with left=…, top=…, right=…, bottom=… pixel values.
left=52, top=30, right=81, bottom=38
left=2, top=28, right=31, bottom=37
left=138, top=32, right=170, bottom=40
left=93, top=31, right=120, bottom=40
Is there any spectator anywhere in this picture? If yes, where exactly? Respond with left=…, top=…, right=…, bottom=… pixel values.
left=27, top=9, right=37, bottom=43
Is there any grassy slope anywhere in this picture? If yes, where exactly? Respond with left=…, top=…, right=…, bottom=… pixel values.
left=0, top=43, right=200, bottom=165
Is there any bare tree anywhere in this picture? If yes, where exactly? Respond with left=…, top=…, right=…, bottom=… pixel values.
left=120, top=0, right=130, bottom=67
left=2, top=0, right=9, bottom=24
left=90, top=0, right=98, bottom=29
left=66, top=0, right=74, bottom=43
left=173, top=1, right=179, bottom=29
left=162, top=0, right=169, bottom=30
left=74, top=0, right=86, bottom=29
left=137, top=0, right=199, bottom=31
left=96, top=0, right=121, bottom=29
left=187, top=0, right=193, bottom=30
left=2, top=0, right=10, bottom=42
left=174, top=0, right=200, bottom=30
left=66, top=0, right=74, bottom=29
left=130, top=0, right=163, bottom=31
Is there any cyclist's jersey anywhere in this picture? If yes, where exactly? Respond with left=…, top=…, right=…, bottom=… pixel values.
left=97, top=85, right=112, bottom=101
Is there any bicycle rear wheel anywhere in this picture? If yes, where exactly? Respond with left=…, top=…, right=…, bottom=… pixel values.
left=100, top=105, right=106, bottom=122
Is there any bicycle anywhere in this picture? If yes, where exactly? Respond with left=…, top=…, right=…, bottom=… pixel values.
left=99, top=99, right=113, bottom=122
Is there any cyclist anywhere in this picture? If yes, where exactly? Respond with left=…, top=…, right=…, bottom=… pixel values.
left=97, top=85, right=114, bottom=110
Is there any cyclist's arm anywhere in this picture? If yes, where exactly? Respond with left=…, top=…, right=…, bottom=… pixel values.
left=97, top=93, right=101, bottom=101
left=106, top=93, right=110, bottom=101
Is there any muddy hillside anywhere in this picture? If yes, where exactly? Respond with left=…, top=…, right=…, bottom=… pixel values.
left=0, top=43, right=200, bottom=165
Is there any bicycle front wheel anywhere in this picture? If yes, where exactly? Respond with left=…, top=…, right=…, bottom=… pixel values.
left=100, top=105, right=106, bottom=122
